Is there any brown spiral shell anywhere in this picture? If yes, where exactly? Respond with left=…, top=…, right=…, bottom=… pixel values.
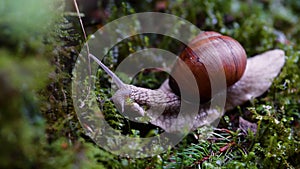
left=169, top=31, right=247, bottom=103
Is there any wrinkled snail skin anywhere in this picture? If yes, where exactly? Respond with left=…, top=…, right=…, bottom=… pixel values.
left=91, top=32, right=286, bottom=133
left=111, top=84, right=181, bottom=121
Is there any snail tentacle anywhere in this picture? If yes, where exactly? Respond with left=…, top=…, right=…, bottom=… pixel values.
left=89, top=53, right=126, bottom=89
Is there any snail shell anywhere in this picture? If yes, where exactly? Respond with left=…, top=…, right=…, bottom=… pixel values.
left=169, top=31, right=247, bottom=103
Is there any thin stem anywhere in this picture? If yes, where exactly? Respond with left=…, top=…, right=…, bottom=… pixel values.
left=73, top=0, right=91, bottom=75
left=72, top=1, right=125, bottom=90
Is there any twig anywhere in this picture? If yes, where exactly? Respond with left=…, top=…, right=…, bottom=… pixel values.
left=73, top=0, right=91, bottom=76
left=73, top=0, right=92, bottom=98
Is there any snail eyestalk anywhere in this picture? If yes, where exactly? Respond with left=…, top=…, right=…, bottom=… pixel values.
left=89, top=53, right=126, bottom=89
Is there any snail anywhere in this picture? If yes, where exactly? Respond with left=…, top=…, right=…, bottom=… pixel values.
left=89, top=31, right=285, bottom=132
